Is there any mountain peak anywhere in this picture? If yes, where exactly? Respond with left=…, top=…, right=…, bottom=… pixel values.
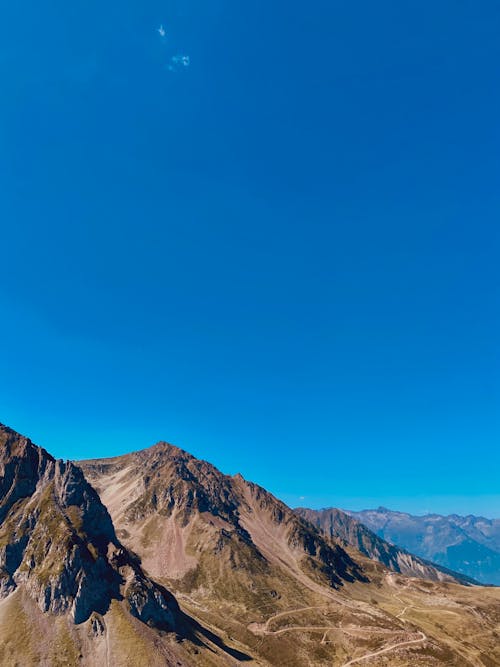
left=0, top=422, right=54, bottom=463
left=139, top=440, right=193, bottom=459
left=79, top=440, right=367, bottom=595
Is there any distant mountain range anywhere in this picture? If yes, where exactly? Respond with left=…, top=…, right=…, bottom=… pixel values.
left=295, top=507, right=477, bottom=585
left=346, top=507, right=500, bottom=586
left=1, top=422, right=499, bottom=666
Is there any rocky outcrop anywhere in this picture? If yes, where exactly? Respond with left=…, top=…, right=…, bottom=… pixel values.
left=0, top=424, right=178, bottom=627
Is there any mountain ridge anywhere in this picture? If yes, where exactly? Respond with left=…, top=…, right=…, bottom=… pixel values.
left=346, top=506, right=500, bottom=585
left=294, top=507, right=478, bottom=586
left=2, top=423, right=500, bottom=666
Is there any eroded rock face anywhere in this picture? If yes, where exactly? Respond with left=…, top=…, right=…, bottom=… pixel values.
left=89, top=612, right=105, bottom=637
left=125, top=573, right=176, bottom=628
left=0, top=424, right=178, bottom=628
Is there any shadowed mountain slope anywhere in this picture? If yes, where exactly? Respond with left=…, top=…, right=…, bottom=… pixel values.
left=295, top=507, right=477, bottom=585
left=348, top=507, right=500, bottom=585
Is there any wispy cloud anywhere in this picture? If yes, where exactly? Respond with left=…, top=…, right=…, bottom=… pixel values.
left=168, top=54, right=190, bottom=72
left=155, top=22, right=190, bottom=74
left=172, top=55, right=190, bottom=67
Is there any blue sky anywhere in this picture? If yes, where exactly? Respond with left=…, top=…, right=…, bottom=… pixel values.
left=1, top=1, right=498, bottom=516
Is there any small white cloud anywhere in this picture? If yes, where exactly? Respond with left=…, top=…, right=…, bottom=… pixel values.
left=299, top=496, right=305, bottom=500
left=168, top=55, right=190, bottom=72
left=157, top=25, right=166, bottom=38
left=171, top=55, right=190, bottom=67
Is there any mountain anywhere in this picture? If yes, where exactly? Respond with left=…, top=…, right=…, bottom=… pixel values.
left=78, top=441, right=367, bottom=599
left=347, top=507, right=500, bottom=585
left=78, top=440, right=500, bottom=666
left=295, top=507, right=477, bottom=585
left=0, top=424, right=254, bottom=666
left=2, top=422, right=500, bottom=666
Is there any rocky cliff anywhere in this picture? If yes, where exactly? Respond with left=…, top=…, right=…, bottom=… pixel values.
left=0, top=424, right=177, bottom=627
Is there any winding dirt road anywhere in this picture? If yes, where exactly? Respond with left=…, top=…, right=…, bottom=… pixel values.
left=248, top=593, right=430, bottom=666
left=339, top=631, right=427, bottom=667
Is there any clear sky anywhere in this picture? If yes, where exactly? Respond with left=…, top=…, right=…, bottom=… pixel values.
left=1, top=1, right=498, bottom=517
